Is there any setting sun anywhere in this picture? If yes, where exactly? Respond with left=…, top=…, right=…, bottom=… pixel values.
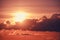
left=13, top=11, right=29, bottom=22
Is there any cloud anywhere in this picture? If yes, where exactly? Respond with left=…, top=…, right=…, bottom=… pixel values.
left=0, top=0, right=60, bottom=15
left=0, top=15, right=13, bottom=18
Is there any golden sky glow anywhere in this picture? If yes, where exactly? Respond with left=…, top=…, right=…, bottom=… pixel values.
left=12, top=11, right=30, bottom=22
left=0, top=0, right=60, bottom=20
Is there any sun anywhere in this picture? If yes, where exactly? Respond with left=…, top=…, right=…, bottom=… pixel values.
left=13, top=11, right=29, bottom=22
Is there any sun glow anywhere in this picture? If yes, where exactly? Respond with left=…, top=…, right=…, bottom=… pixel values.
left=13, top=11, right=29, bottom=22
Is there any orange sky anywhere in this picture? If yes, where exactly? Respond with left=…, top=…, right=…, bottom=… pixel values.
left=0, top=0, right=60, bottom=19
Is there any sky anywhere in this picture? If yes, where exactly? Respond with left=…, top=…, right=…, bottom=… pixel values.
left=0, top=0, right=60, bottom=19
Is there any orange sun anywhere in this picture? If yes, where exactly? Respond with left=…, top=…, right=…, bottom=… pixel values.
left=13, top=11, right=29, bottom=22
